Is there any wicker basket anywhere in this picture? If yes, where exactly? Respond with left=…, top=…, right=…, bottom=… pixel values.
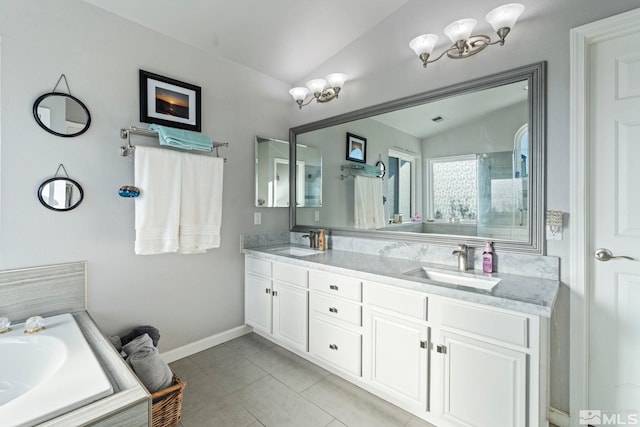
left=151, top=372, right=187, bottom=427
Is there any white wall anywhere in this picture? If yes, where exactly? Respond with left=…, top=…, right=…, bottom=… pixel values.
left=288, top=0, right=640, bottom=413
left=0, top=1, right=291, bottom=351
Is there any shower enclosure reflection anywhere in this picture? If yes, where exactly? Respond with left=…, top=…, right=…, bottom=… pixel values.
left=255, top=137, right=322, bottom=208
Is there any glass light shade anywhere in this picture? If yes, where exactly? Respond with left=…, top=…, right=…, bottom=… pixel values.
left=409, top=34, right=439, bottom=56
left=486, top=3, right=525, bottom=31
left=306, top=79, right=327, bottom=94
left=443, top=18, right=477, bottom=43
left=289, top=87, right=309, bottom=101
left=326, top=73, right=348, bottom=89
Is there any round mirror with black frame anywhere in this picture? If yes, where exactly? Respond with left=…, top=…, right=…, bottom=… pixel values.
left=33, top=92, right=91, bottom=137
left=38, top=177, right=84, bottom=211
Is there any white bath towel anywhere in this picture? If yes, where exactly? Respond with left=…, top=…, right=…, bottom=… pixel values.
left=354, top=176, right=385, bottom=229
left=134, top=146, right=182, bottom=254
left=178, top=154, right=224, bottom=253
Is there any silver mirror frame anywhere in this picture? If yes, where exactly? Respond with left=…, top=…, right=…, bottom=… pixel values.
left=289, top=62, right=546, bottom=254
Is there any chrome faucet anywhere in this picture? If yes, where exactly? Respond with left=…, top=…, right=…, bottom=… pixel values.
left=453, top=244, right=468, bottom=271
left=302, top=231, right=318, bottom=248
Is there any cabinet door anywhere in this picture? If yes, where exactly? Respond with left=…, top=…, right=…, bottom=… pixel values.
left=364, top=309, right=429, bottom=412
left=272, top=282, right=308, bottom=352
left=245, top=272, right=272, bottom=335
left=439, top=331, right=526, bottom=427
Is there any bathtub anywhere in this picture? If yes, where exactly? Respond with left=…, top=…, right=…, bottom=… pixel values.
left=0, top=313, right=113, bottom=426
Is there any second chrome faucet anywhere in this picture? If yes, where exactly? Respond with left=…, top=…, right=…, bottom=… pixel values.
left=452, top=244, right=468, bottom=271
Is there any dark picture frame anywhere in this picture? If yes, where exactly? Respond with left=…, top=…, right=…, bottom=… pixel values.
left=139, top=70, right=201, bottom=132
left=346, top=132, right=366, bottom=163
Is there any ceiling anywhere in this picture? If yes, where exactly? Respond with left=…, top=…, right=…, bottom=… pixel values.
left=82, top=0, right=408, bottom=85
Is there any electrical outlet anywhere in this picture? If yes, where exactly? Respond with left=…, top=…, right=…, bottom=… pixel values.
left=254, top=212, right=261, bottom=225
left=315, top=211, right=320, bottom=222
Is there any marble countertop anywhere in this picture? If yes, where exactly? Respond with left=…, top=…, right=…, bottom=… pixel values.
left=244, top=245, right=560, bottom=318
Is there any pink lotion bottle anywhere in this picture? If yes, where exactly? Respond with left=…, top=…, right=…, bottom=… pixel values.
left=482, top=242, right=494, bottom=273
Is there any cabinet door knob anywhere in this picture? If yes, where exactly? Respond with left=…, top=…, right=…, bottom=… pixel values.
left=329, top=284, right=339, bottom=291
left=329, top=344, right=338, bottom=350
left=420, top=340, right=428, bottom=349
left=329, top=307, right=338, bottom=313
left=265, top=288, right=271, bottom=294
left=272, top=290, right=278, bottom=297
left=437, top=345, right=447, bottom=354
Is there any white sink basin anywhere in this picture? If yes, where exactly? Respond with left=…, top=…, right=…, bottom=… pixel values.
left=272, top=247, right=323, bottom=257
left=403, top=267, right=501, bottom=290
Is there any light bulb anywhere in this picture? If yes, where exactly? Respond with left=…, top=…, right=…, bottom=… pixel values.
left=409, top=34, right=439, bottom=56
left=486, top=3, right=525, bottom=32
left=306, top=79, right=327, bottom=94
left=289, top=87, right=309, bottom=101
left=443, top=18, right=477, bottom=43
left=326, top=73, right=348, bottom=89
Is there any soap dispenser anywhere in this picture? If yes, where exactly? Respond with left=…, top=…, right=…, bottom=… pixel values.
left=318, top=229, right=326, bottom=251
left=483, top=242, right=494, bottom=273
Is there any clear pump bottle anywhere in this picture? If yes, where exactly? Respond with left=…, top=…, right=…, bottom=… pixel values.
left=483, top=242, right=494, bottom=273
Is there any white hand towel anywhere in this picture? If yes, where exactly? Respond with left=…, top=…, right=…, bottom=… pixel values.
left=178, top=154, right=224, bottom=253
left=134, top=146, right=182, bottom=255
left=354, top=176, right=386, bottom=229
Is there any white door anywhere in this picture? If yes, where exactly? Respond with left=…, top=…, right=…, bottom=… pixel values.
left=245, top=273, right=272, bottom=335
left=438, top=331, right=526, bottom=427
left=588, top=28, right=640, bottom=415
left=364, top=309, right=429, bottom=412
left=272, top=282, right=308, bottom=352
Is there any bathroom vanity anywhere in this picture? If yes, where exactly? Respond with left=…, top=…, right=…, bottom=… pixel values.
left=243, top=245, right=558, bottom=427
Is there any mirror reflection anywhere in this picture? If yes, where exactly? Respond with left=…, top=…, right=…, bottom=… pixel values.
left=291, top=63, right=544, bottom=253
left=33, top=93, right=91, bottom=137
left=38, top=177, right=84, bottom=211
left=255, top=136, right=322, bottom=208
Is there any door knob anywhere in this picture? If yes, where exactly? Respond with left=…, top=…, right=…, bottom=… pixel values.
left=594, top=248, right=635, bottom=262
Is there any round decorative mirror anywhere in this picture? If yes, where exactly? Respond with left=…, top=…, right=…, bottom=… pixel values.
left=33, top=92, right=91, bottom=137
left=38, top=177, right=84, bottom=211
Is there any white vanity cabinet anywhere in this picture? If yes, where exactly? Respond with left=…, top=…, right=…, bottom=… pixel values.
left=309, top=269, right=363, bottom=376
left=244, top=253, right=550, bottom=427
left=244, top=256, right=309, bottom=352
left=430, top=299, right=544, bottom=427
left=362, top=282, right=430, bottom=414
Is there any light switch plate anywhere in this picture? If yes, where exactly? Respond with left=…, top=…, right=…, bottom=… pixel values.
left=314, top=211, right=320, bottom=222
left=254, top=212, right=261, bottom=225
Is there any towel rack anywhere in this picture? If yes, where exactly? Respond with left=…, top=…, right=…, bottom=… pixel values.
left=340, top=164, right=383, bottom=180
left=120, top=126, right=228, bottom=162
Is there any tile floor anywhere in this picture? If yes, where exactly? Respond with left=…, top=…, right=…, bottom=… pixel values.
left=169, top=333, right=437, bottom=427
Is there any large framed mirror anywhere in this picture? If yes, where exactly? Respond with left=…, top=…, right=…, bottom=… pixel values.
left=255, top=136, right=322, bottom=208
left=290, top=62, right=545, bottom=254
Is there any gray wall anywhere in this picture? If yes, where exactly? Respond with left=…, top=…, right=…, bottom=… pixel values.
left=288, top=0, right=640, bottom=413
left=0, top=1, right=291, bottom=351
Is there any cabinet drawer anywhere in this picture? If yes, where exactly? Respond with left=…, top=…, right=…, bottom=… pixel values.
left=364, top=282, right=427, bottom=321
left=441, top=300, right=528, bottom=348
left=273, top=262, right=308, bottom=288
left=311, top=292, right=362, bottom=326
left=310, top=318, right=362, bottom=376
left=246, top=256, right=271, bottom=277
left=309, top=270, right=362, bottom=302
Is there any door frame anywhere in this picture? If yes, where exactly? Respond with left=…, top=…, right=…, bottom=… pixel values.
left=569, top=7, right=640, bottom=423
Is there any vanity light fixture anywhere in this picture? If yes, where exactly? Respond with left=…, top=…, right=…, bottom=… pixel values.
left=289, top=73, right=348, bottom=109
left=409, top=3, right=524, bottom=68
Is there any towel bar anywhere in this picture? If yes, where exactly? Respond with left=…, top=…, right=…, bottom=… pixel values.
left=120, top=126, right=228, bottom=162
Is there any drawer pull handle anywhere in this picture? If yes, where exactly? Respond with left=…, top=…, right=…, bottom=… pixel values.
left=329, top=285, right=339, bottom=291
left=329, top=307, right=338, bottom=313
left=329, top=344, right=338, bottom=350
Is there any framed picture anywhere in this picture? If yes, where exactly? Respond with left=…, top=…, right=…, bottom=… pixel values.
left=139, top=70, right=201, bottom=132
left=346, top=132, right=366, bottom=163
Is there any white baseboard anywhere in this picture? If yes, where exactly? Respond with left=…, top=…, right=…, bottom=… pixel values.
left=160, top=324, right=252, bottom=363
left=549, top=406, right=570, bottom=427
